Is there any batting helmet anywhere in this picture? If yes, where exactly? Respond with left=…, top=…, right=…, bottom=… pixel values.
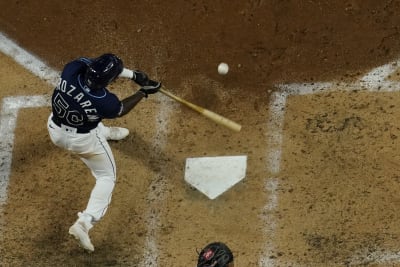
left=84, top=53, right=123, bottom=90
left=197, top=242, right=234, bottom=267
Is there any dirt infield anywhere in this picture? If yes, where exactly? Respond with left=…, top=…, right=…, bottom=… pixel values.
left=2, top=1, right=400, bottom=266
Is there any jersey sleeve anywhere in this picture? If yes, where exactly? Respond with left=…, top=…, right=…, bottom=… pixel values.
left=97, top=92, right=123, bottom=119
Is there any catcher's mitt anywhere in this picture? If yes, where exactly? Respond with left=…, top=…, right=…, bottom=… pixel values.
left=197, top=242, right=234, bottom=267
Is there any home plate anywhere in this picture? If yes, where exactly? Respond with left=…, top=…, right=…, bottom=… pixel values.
left=184, top=155, right=247, bottom=199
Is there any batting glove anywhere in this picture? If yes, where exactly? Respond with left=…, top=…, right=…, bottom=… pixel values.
left=139, top=80, right=161, bottom=97
left=132, top=70, right=149, bottom=87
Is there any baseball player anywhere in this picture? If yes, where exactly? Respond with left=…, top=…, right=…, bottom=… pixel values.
left=47, top=53, right=161, bottom=252
left=197, top=242, right=234, bottom=267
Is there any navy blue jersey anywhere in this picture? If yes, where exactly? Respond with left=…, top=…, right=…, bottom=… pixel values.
left=51, top=57, right=123, bottom=131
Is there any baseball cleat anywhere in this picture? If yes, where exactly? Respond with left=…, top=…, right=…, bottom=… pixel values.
left=107, top=127, right=129, bottom=141
left=69, top=221, right=94, bottom=252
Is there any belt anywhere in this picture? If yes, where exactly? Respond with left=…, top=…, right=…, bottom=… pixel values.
left=51, top=116, right=92, bottom=134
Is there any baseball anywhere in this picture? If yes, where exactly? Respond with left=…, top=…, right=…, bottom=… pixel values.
left=218, top=62, right=229, bottom=75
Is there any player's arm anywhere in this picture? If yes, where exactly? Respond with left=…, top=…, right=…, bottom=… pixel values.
left=118, top=78, right=162, bottom=117
left=119, top=68, right=157, bottom=88
left=118, top=91, right=146, bottom=117
left=116, top=68, right=162, bottom=117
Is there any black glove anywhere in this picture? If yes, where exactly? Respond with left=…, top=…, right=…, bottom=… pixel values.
left=139, top=80, right=161, bottom=98
left=132, top=70, right=149, bottom=87
left=197, top=242, right=234, bottom=267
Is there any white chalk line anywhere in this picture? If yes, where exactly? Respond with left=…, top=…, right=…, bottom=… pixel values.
left=0, top=95, right=50, bottom=246
left=261, top=58, right=400, bottom=266
left=0, top=32, right=58, bottom=239
left=258, top=178, right=279, bottom=267
left=139, top=99, right=171, bottom=267
left=0, top=32, right=59, bottom=87
left=0, top=32, right=58, bottom=248
left=349, top=249, right=400, bottom=266
left=0, top=31, right=57, bottom=206
left=138, top=47, right=175, bottom=266
left=0, top=95, right=50, bottom=205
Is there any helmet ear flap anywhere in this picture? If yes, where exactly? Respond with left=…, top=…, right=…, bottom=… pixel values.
left=84, top=53, right=124, bottom=90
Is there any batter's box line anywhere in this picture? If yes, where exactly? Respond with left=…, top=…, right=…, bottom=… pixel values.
left=276, top=58, right=400, bottom=96
left=0, top=31, right=62, bottom=204
left=266, top=59, right=400, bottom=182
left=0, top=32, right=57, bottom=206
left=0, top=95, right=50, bottom=205
left=262, top=60, right=400, bottom=267
left=0, top=32, right=60, bottom=87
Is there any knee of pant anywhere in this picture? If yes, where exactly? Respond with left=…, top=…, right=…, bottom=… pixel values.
left=91, top=170, right=116, bottom=183
left=95, top=175, right=116, bottom=187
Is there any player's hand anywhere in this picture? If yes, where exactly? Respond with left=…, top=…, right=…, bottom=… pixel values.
left=132, top=70, right=149, bottom=87
left=139, top=80, right=161, bottom=98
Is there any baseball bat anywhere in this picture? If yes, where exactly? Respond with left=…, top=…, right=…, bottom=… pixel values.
left=159, top=88, right=242, bottom=132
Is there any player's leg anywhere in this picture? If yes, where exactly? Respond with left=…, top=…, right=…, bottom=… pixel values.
left=69, top=133, right=116, bottom=252
left=80, top=149, right=116, bottom=222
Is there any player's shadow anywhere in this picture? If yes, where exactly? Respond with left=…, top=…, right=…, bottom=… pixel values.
left=113, top=130, right=178, bottom=175
left=5, top=130, right=178, bottom=263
